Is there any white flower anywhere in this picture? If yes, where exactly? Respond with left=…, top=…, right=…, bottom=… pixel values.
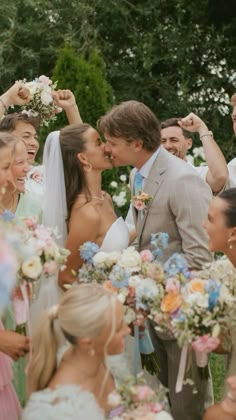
left=155, top=412, right=173, bottom=420
left=110, top=181, right=118, bottom=188
left=41, top=90, right=53, bottom=105
left=117, top=292, right=126, bottom=304
left=93, top=252, right=109, bottom=267
left=128, top=275, right=142, bottom=288
left=107, top=390, right=122, bottom=407
left=106, top=251, right=121, bottom=266
left=24, top=81, right=38, bottom=95
left=136, top=278, right=159, bottom=296
left=219, top=284, right=233, bottom=305
left=22, top=256, right=42, bottom=279
left=120, top=174, right=127, bottom=182
left=112, top=194, right=127, bottom=207
left=124, top=306, right=136, bottom=324
left=185, top=292, right=209, bottom=308
left=118, top=246, right=142, bottom=271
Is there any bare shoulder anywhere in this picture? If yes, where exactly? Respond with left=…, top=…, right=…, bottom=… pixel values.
left=69, top=201, right=101, bottom=229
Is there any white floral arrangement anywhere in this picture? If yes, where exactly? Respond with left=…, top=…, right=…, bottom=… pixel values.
left=110, top=174, right=131, bottom=210
left=186, top=146, right=206, bottom=167
left=20, top=75, right=62, bottom=126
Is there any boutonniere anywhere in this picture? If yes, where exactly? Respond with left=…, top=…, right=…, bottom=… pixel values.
left=132, top=192, right=153, bottom=211
left=28, top=167, right=44, bottom=184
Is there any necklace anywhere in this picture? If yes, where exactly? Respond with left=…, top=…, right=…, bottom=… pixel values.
left=78, top=193, right=105, bottom=201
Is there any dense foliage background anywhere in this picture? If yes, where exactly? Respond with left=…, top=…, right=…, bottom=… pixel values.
left=0, top=0, right=235, bottom=162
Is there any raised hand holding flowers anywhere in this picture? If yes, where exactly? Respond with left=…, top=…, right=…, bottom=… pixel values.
left=19, top=75, right=62, bottom=126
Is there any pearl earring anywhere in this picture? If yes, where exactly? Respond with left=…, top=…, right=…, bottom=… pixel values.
left=228, top=239, right=233, bottom=250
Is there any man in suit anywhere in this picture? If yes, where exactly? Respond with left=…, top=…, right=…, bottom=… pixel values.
left=98, top=100, right=213, bottom=420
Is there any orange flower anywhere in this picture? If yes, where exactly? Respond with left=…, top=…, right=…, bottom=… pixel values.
left=161, top=292, right=183, bottom=313
left=103, top=280, right=118, bottom=293
left=189, top=279, right=205, bottom=294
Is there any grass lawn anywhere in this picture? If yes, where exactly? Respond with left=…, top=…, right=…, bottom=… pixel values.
left=210, top=353, right=226, bottom=402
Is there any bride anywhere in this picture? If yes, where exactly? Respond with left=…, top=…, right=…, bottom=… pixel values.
left=32, top=122, right=135, bottom=324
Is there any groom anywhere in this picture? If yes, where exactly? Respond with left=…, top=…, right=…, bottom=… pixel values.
left=98, top=100, right=213, bottom=420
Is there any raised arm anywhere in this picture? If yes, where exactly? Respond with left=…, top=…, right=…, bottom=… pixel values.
left=52, top=89, right=82, bottom=124
left=0, top=81, right=31, bottom=118
left=178, top=112, right=228, bottom=194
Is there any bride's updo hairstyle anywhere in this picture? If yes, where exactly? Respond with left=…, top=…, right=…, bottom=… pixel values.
left=59, top=123, right=93, bottom=220
left=219, top=188, right=236, bottom=228
left=27, top=284, right=116, bottom=394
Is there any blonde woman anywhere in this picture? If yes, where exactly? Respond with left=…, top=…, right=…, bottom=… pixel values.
left=22, top=284, right=130, bottom=419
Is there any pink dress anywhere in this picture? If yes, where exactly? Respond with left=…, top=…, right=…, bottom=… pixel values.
left=0, top=320, right=21, bottom=420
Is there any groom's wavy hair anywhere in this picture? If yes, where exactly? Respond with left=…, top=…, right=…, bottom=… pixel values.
left=59, top=123, right=92, bottom=220
left=97, top=100, right=161, bottom=151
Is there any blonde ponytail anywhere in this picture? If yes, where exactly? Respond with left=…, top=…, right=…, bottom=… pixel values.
left=27, top=305, right=59, bottom=394
left=27, top=285, right=116, bottom=394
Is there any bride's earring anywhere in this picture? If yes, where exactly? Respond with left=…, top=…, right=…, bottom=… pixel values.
left=88, top=348, right=95, bottom=357
left=84, top=162, right=92, bottom=173
left=228, top=239, right=233, bottom=250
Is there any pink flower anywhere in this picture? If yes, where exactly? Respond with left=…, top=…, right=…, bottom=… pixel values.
left=150, top=402, right=163, bottom=413
left=39, top=75, right=52, bottom=85
left=24, top=217, right=37, bottom=229
left=134, top=200, right=146, bottom=211
left=166, top=277, right=180, bottom=293
left=31, top=170, right=42, bottom=183
left=140, top=249, right=153, bottom=262
left=135, top=385, right=155, bottom=402
left=43, top=261, right=58, bottom=276
left=192, top=334, right=220, bottom=353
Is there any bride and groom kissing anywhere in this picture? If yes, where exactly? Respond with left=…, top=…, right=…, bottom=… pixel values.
left=43, top=99, right=213, bottom=420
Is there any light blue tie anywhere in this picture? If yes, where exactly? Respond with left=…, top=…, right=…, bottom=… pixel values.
left=134, top=171, right=143, bottom=195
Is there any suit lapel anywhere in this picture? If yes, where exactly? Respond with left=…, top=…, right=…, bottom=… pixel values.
left=137, top=147, right=170, bottom=237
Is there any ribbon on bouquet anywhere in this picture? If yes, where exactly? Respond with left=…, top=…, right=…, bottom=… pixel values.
left=12, top=282, right=32, bottom=373
left=175, top=343, right=188, bottom=393
left=133, top=321, right=155, bottom=378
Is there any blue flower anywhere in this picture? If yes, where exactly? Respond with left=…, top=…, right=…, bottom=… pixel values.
left=79, top=242, right=99, bottom=263
left=109, top=265, right=130, bottom=288
left=1, top=210, right=15, bottom=222
left=164, top=253, right=190, bottom=278
left=205, top=279, right=221, bottom=309
left=150, top=232, right=169, bottom=259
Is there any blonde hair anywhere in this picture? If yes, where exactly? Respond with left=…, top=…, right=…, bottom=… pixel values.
left=27, top=284, right=117, bottom=394
left=0, top=131, right=18, bottom=152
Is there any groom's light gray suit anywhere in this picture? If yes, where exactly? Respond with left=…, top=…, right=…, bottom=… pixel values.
left=130, top=146, right=213, bottom=420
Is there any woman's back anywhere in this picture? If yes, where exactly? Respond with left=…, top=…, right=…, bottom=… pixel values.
left=22, top=384, right=105, bottom=420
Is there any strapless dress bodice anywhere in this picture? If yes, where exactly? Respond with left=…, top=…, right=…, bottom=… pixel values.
left=100, top=217, right=129, bottom=252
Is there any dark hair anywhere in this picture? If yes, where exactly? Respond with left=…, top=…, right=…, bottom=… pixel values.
left=219, top=188, right=236, bottom=228
left=161, top=117, right=191, bottom=139
left=97, top=100, right=161, bottom=151
left=0, top=112, right=40, bottom=132
left=59, top=123, right=92, bottom=220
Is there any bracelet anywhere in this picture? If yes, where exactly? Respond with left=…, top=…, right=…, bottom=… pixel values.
left=0, top=97, right=7, bottom=111
left=200, top=131, right=213, bottom=140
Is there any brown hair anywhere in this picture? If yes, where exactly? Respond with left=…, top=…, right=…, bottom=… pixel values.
left=230, top=93, right=236, bottom=107
left=97, top=100, right=161, bottom=151
left=0, top=112, right=40, bottom=132
left=59, top=123, right=93, bottom=220
left=161, top=117, right=192, bottom=139
left=219, top=188, right=236, bottom=228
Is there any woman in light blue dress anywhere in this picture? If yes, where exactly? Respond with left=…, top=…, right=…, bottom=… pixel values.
left=23, top=283, right=130, bottom=419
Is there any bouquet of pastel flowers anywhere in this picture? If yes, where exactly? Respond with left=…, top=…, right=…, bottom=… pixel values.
left=1, top=213, right=70, bottom=331
left=20, top=74, right=61, bottom=126
left=78, top=233, right=169, bottom=375
left=108, top=374, right=172, bottom=420
left=149, top=252, right=236, bottom=377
